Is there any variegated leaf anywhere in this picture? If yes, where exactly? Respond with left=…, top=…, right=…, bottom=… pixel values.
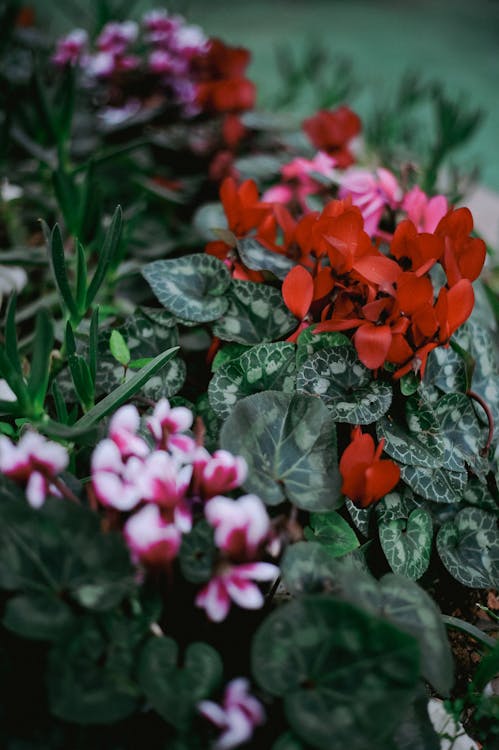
left=400, top=465, right=467, bottom=504
left=379, top=508, right=433, bottom=580
left=437, top=507, right=499, bottom=588
left=295, top=326, right=351, bottom=368
left=236, top=237, right=294, bottom=280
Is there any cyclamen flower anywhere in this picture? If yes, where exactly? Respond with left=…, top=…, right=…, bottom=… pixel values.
left=143, top=9, right=182, bottom=45
left=91, top=439, right=143, bottom=511
left=402, top=186, right=448, bottom=233
left=193, top=448, right=247, bottom=499
left=339, top=426, right=400, bottom=508
left=146, top=397, right=195, bottom=455
left=303, top=106, right=361, bottom=167
left=108, top=404, right=149, bottom=459
left=195, top=561, right=278, bottom=622
left=198, top=678, right=265, bottom=750
left=205, top=494, right=269, bottom=558
left=96, top=21, right=138, bottom=54
left=138, top=451, right=193, bottom=532
left=52, top=29, right=88, bottom=66
left=0, top=431, right=68, bottom=508
left=124, top=504, right=182, bottom=565
left=339, top=167, right=402, bottom=236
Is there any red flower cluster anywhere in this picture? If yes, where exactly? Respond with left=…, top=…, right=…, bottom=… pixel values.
left=193, top=39, right=256, bottom=114
left=206, top=176, right=486, bottom=377
left=302, top=106, right=361, bottom=168
left=339, top=426, right=400, bottom=508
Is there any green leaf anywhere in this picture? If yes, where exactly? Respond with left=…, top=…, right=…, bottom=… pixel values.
left=272, top=732, right=306, bottom=750
left=296, top=326, right=350, bottom=368
left=49, top=224, right=78, bottom=321
left=346, top=499, right=373, bottom=536
left=88, top=306, right=99, bottom=385
left=252, top=595, right=420, bottom=750
left=393, top=688, right=440, bottom=750
left=85, top=206, right=123, bottom=308
left=143, top=254, right=231, bottom=323
left=208, top=342, right=296, bottom=420
left=236, top=236, right=294, bottom=279
left=212, top=279, right=296, bottom=344
left=110, top=330, right=131, bottom=367
left=434, top=393, right=489, bottom=478
left=27, top=308, right=54, bottom=413
left=52, top=167, right=79, bottom=234
left=303, top=512, right=359, bottom=558
left=68, top=353, right=95, bottom=411
left=378, top=506, right=433, bottom=581
left=281, top=541, right=341, bottom=596
left=377, top=398, right=445, bottom=469
left=399, top=464, right=467, bottom=504
left=472, top=643, right=499, bottom=692
left=138, top=637, right=223, bottom=731
left=221, top=391, right=341, bottom=511
left=212, top=342, right=251, bottom=371
left=179, top=521, right=216, bottom=584
left=4, top=292, right=22, bottom=376
left=437, top=507, right=499, bottom=588
left=296, top=347, right=392, bottom=424
left=75, top=240, right=88, bottom=313
left=3, top=593, right=74, bottom=641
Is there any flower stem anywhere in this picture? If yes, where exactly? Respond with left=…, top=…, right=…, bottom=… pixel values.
left=467, top=390, right=494, bottom=456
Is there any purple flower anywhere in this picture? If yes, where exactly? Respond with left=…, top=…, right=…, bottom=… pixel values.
left=0, top=431, right=68, bottom=508
left=124, top=503, right=182, bottom=565
left=198, top=678, right=265, bottom=749
left=205, top=494, right=269, bottom=558
left=195, top=561, right=278, bottom=622
left=52, top=29, right=88, bottom=67
left=193, top=448, right=247, bottom=499
left=148, top=49, right=187, bottom=76
left=172, top=24, right=208, bottom=57
left=143, top=9, right=182, bottom=45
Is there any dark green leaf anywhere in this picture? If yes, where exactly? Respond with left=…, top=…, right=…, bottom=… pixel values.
left=179, top=521, right=216, bottom=584
left=281, top=541, right=339, bottom=595
left=296, top=326, right=350, bottom=368
left=143, top=254, right=231, bottom=323
left=221, top=391, right=341, bottom=511
left=75, top=240, right=87, bottom=313
left=296, top=347, right=392, bottom=424
left=4, top=292, right=22, bottom=376
left=252, top=595, right=420, bottom=750
left=3, top=592, right=74, bottom=641
left=49, top=224, right=78, bottom=321
left=236, top=236, right=294, bottom=279
left=27, top=308, right=54, bottom=413
left=213, top=279, right=296, bottom=344
left=379, top=507, right=433, bottom=580
left=86, top=206, right=123, bottom=308
left=437, top=507, right=499, bottom=588
left=304, top=512, right=359, bottom=558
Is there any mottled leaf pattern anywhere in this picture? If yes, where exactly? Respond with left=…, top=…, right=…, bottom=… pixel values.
left=435, top=393, right=489, bottom=478
left=296, top=346, right=392, bottom=424
left=295, top=326, right=350, bottom=368
left=345, top=499, right=372, bottom=537
left=236, top=237, right=294, bottom=279
left=212, top=279, right=296, bottom=344
left=208, top=342, right=296, bottom=420
left=220, top=391, right=341, bottom=511
left=142, top=254, right=231, bottom=322
left=379, top=508, right=433, bottom=580
left=437, top=507, right=499, bottom=588
left=400, top=465, right=467, bottom=504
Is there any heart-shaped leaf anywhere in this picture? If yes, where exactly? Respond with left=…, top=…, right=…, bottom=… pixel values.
left=437, top=507, right=499, bottom=588
left=304, top=511, right=359, bottom=558
left=142, top=254, right=231, bottom=322
left=296, top=346, right=392, bottom=424
left=236, top=236, right=294, bottom=279
left=221, top=391, right=341, bottom=511
left=379, top=508, right=433, bottom=580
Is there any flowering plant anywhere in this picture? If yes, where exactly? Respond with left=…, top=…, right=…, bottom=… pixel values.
left=0, top=4, right=497, bottom=749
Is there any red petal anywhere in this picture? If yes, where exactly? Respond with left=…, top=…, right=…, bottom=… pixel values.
left=363, top=460, right=400, bottom=506
left=397, top=273, right=434, bottom=315
left=445, top=279, right=475, bottom=335
left=354, top=323, right=392, bottom=369
left=282, top=266, right=314, bottom=319
left=354, top=254, right=402, bottom=285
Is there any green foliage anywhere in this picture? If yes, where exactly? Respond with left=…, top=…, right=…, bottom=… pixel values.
left=303, top=511, right=360, bottom=558
left=221, top=391, right=341, bottom=510
left=179, top=521, right=216, bottom=584
left=377, top=491, right=433, bottom=580
left=252, top=595, right=420, bottom=750
left=436, top=507, right=499, bottom=588
left=236, top=237, right=294, bottom=279
left=138, top=637, right=223, bottom=731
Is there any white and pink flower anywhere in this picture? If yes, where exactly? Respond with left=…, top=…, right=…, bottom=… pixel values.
left=91, top=439, right=143, bottom=511
left=108, top=404, right=149, bottom=459
left=198, top=678, right=265, bottom=750
left=0, top=431, right=68, bottom=508
left=52, top=29, right=88, bottom=67
left=138, top=451, right=193, bottom=532
left=124, top=503, right=182, bottom=565
left=205, top=494, right=269, bottom=558
left=96, top=21, right=138, bottom=54
left=263, top=151, right=337, bottom=210
left=146, top=397, right=194, bottom=450
left=195, top=562, right=279, bottom=622
left=193, top=448, right=247, bottom=499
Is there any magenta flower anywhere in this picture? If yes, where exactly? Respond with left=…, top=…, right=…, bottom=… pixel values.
left=146, top=397, right=194, bottom=452
left=263, top=151, right=337, bottom=210
left=91, top=439, right=143, bottom=511
left=193, top=448, right=247, bottom=499
left=149, top=49, right=186, bottom=76
left=339, top=167, right=402, bottom=236
left=143, top=9, right=182, bottom=45
left=195, top=562, right=279, bottom=622
left=124, top=504, right=182, bottom=565
left=108, top=404, right=149, bottom=459
left=0, top=431, right=68, bottom=508
left=52, top=29, right=88, bottom=67
left=402, top=185, right=448, bottom=233
left=138, top=451, right=193, bottom=531
left=205, top=494, right=269, bottom=559
left=96, top=21, right=138, bottom=54
left=198, top=678, right=265, bottom=750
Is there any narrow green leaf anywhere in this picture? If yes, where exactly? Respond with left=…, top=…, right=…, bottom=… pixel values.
left=69, top=354, right=94, bottom=412
left=88, top=306, right=99, bottom=384
left=0, top=347, right=28, bottom=409
left=50, top=225, right=78, bottom=321
left=75, top=241, right=87, bottom=314
left=86, top=206, right=123, bottom=308
left=64, top=320, right=76, bottom=356
left=52, top=167, right=80, bottom=234
left=27, top=309, right=54, bottom=412
left=110, top=330, right=131, bottom=367
left=5, top=293, right=22, bottom=375
left=51, top=380, right=69, bottom=425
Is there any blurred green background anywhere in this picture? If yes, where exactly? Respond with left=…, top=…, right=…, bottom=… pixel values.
left=33, top=0, right=499, bottom=190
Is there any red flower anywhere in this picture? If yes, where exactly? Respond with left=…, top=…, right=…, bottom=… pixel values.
left=302, top=106, right=361, bottom=167
left=435, top=207, right=486, bottom=286
left=193, top=39, right=256, bottom=113
left=339, top=426, right=400, bottom=508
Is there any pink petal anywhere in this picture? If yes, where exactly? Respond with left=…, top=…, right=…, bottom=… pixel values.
left=196, top=579, right=231, bottom=622
left=225, top=576, right=264, bottom=610
left=236, top=562, right=280, bottom=581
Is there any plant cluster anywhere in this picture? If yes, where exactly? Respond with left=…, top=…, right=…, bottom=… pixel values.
left=0, top=3, right=498, bottom=749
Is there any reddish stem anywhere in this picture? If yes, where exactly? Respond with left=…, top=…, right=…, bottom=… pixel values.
left=467, top=390, right=495, bottom=457
left=52, top=476, right=80, bottom=504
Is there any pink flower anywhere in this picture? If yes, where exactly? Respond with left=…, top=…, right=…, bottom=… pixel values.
left=52, top=29, right=88, bottom=67
left=172, top=24, right=208, bottom=57
left=198, top=678, right=265, bottom=750
left=138, top=451, right=193, bottom=531
left=146, top=398, right=194, bottom=453
left=339, top=167, right=402, bottom=236
left=0, top=431, right=68, bottom=508
left=193, top=448, right=247, bottom=499
left=124, top=504, right=182, bottom=565
left=195, top=562, right=279, bottom=622
left=148, top=49, right=186, bottom=76
left=263, top=151, right=337, bottom=210
left=96, top=21, right=138, bottom=54
left=205, top=494, right=270, bottom=559
left=143, top=9, right=182, bottom=45
left=91, top=439, right=143, bottom=511
left=402, top=186, right=448, bottom=233
left=109, top=404, right=149, bottom=459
